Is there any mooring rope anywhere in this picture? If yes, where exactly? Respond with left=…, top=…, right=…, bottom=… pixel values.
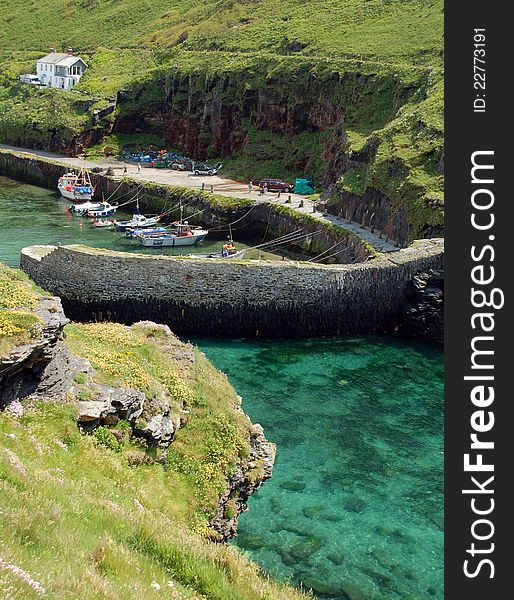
left=208, top=203, right=259, bottom=231
left=307, top=238, right=346, bottom=262
left=249, top=229, right=323, bottom=252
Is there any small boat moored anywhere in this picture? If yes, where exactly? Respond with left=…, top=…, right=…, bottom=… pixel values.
left=85, top=202, right=118, bottom=218
left=189, top=241, right=245, bottom=259
left=126, top=226, right=169, bottom=238
left=69, top=201, right=103, bottom=214
left=114, top=214, right=161, bottom=231
left=137, top=222, right=208, bottom=247
left=93, top=219, right=113, bottom=228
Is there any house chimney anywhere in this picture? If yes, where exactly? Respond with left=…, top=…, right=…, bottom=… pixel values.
left=67, top=47, right=74, bottom=56
left=49, top=47, right=56, bottom=53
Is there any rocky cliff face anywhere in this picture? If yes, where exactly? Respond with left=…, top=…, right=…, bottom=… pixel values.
left=399, top=269, right=444, bottom=344
left=116, top=71, right=343, bottom=164
left=0, top=296, right=70, bottom=407
left=114, top=65, right=415, bottom=185
left=110, top=61, right=442, bottom=244
left=210, top=420, right=276, bottom=540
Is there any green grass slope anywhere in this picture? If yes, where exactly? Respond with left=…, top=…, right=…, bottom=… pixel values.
left=0, top=400, right=307, bottom=599
left=0, top=265, right=308, bottom=599
left=1, top=1, right=442, bottom=64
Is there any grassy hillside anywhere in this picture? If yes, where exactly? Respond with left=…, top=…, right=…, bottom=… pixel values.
left=1, top=1, right=442, bottom=63
left=0, top=0, right=444, bottom=238
left=0, top=400, right=309, bottom=599
left=0, top=264, right=308, bottom=599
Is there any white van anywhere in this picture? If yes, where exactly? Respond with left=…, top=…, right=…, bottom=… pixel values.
left=19, top=74, right=45, bottom=86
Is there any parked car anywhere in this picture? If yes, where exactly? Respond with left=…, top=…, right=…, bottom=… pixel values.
left=19, top=74, right=45, bottom=86
left=171, top=158, right=194, bottom=171
left=193, top=162, right=222, bottom=176
left=258, top=178, right=294, bottom=192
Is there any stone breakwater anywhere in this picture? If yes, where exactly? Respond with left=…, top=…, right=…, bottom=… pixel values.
left=20, top=240, right=444, bottom=338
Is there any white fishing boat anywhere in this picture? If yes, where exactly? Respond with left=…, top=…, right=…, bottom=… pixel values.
left=85, top=202, right=118, bottom=218
left=114, top=214, right=161, bottom=231
left=126, top=226, right=169, bottom=238
left=70, top=201, right=103, bottom=214
left=137, top=223, right=208, bottom=247
left=58, top=168, right=95, bottom=201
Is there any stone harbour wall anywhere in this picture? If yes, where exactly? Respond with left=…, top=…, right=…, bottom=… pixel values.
left=20, top=240, right=444, bottom=338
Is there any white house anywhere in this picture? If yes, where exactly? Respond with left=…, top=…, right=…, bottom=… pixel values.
left=36, top=48, right=88, bottom=90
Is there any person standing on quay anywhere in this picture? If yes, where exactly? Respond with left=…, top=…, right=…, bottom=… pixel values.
left=248, top=180, right=253, bottom=193
left=137, top=162, right=141, bottom=174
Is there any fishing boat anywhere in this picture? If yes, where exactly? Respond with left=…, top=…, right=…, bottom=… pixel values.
left=69, top=201, right=103, bottom=214
left=114, top=214, right=161, bottom=231
left=126, top=226, right=169, bottom=238
left=137, top=222, right=208, bottom=247
left=93, top=219, right=113, bottom=228
left=58, top=168, right=95, bottom=202
left=85, top=202, right=118, bottom=218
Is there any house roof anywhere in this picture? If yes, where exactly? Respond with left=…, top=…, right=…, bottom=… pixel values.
left=37, top=53, right=88, bottom=68
left=56, top=56, right=88, bottom=68
left=38, top=52, right=69, bottom=64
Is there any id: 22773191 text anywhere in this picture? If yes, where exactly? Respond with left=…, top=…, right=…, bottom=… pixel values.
left=474, top=28, right=486, bottom=113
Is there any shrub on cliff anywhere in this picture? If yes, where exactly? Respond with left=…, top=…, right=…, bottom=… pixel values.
left=0, top=264, right=45, bottom=356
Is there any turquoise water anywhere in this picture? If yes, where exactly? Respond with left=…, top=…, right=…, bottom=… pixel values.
left=0, top=176, right=278, bottom=267
left=198, top=337, right=444, bottom=600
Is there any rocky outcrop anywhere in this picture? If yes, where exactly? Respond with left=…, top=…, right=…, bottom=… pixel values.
left=210, top=419, right=276, bottom=541
left=135, top=412, right=176, bottom=447
left=76, top=384, right=176, bottom=446
left=399, top=269, right=444, bottom=344
left=77, top=387, right=145, bottom=428
left=0, top=296, right=70, bottom=407
left=0, top=301, right=179, bottom=447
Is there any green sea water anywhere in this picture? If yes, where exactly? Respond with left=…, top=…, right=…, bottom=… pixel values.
left=197, top=337, right=444, bottom=600
left=0, top=176, right=278, bottom=267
